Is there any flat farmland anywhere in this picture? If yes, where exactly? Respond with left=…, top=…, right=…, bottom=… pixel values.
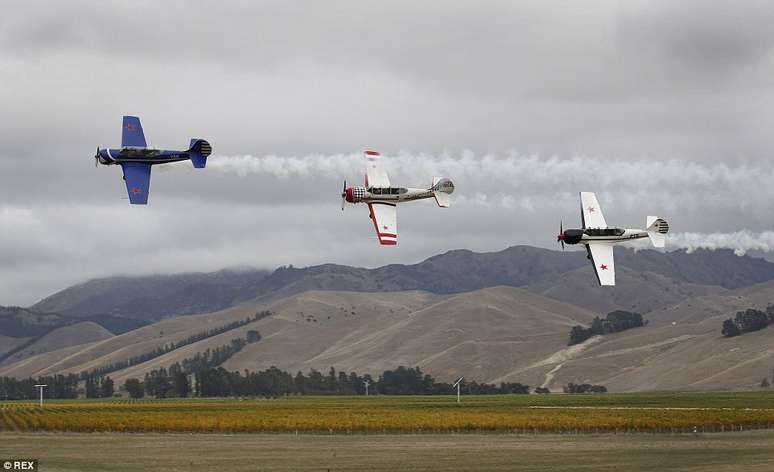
left=2, top=392, right=774, bottom=434
left=2, top=431, right=774, bottom=471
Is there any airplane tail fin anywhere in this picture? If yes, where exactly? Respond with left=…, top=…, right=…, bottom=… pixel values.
left=431, top=177, right=455, bottom=208
left=646, top=216, right=669, bottom=248
left=188, top=139, right=212, bottom=169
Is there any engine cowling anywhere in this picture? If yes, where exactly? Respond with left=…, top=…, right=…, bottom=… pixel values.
left=560, top=229, right=584, bottom=245
left=346, top=187, right=367, bottom=203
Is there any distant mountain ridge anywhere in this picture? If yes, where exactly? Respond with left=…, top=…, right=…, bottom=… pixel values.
left=0, top=304, right=147, bottom=341
left=0, top=306, right=71, bottom=338
left=32, top=269, right=271, bottom=321
left=25, top=246, right=774, bottom=325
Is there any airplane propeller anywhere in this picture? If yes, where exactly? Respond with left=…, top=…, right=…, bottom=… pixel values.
left=340, top=180, right=347, bottom=211
left=94, top=147, right=100, bottom=167
left=557, top=220, right=565, bottom=250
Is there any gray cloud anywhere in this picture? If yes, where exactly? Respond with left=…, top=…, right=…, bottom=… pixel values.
left=1, top=1, right=774, bottom=305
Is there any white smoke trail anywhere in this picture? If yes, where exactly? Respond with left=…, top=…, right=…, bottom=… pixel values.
left=206, top=152, right=774, bottom=254
left=207, top=152, right=774, bottom=199
left=667, top=231, right=774, bottom=256
left=208, top=153, right=362, bottom=179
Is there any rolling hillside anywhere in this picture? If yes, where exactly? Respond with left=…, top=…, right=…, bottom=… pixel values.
left=4, top=245, right=774, bottom=392
left=0, top=288, right=596, bottom=384
left=4, top=280, right=774, bottom=392
left=0, top=322, right=114, bottom=367
left=526, top=266, right=726, bottom=314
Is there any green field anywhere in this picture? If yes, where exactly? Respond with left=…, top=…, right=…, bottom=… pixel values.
left=2, top=392, right=774, bottom=434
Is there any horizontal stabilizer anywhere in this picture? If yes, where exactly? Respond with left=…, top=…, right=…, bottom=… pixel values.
left=121, top=116, right=147, bottom=149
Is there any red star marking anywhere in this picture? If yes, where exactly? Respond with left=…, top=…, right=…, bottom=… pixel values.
left=131, top=187, right=142, bottom=194
left=125, top=123, right=134, bottom=132
left=587, top=207, right=595, bottom=212
left=599, top=264, right=608, bottom=270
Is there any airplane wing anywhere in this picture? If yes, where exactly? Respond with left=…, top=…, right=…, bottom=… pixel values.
left=121, top=163, right=152, bottom=205
left=121, top=116, right=147, bottom=148
left=587, top=244, right=615, bottom=286
left=580, top=192, right=607, bottom=229
left=364, top=150, right=390, bottom=188
left=368, top=203, right=397, bottom=245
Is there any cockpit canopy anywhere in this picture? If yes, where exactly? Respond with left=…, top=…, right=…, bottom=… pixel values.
left=368, top=187, right=407, bottom=195
left=584, top=228, right=625, bottom=237
left=120, top=148, right=161, bottom=157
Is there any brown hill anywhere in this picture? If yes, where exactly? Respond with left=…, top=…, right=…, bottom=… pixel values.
left=646, top=279, right=774, bottom=327
left=0, top=322, right=113, bottom=367
left=518, top=322, right=774, bottom=392
left=1, top=288, right=595, bottom=386
left=4, top=281, right=774, bottom=393
left=220, top=287, right=596, bottom=383
left=0, top=304, right=261, bottom=379
left=527, top=266, right=726, bottom=314
left=0, top=335, right=30, bottom=356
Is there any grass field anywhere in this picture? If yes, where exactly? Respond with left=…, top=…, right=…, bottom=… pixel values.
left=2, top=392, right=774, bottom=434
left=3, top=431, right=774, bottom=471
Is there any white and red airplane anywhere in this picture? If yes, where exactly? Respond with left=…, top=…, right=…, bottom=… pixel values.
left=341, top=150, right=455, bottom=245
left=557, top=192, right=669, bottom=286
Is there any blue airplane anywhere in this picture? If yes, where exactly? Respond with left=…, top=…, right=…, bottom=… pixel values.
left=94, top=116, right=212, bottom=204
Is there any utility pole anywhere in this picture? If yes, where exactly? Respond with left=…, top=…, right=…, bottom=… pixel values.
left=34, top=384, right=47, bottom=408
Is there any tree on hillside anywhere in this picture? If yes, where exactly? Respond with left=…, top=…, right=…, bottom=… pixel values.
left=605, top=311, right=644, bottom=331
left=246, top=330, right=261, bottom=343
left=567, top=311, right=645, bottom=346
left=569, top=326, right=589, bottom=345
left=589, top=317, right=605, bottom=336
left=761, top=378, right=770, bottom=388
left=735, top=309, right=768, bottom=333
left=721, top=319, right=740, bottom=337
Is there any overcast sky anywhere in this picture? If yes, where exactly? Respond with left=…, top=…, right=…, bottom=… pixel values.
left=2, top=0, right=774, bottom=305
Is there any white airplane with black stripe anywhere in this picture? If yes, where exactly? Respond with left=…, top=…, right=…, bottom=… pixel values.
left=557, top=192, right=669, bottom=286
left=341, top=150, right=455, bottom=245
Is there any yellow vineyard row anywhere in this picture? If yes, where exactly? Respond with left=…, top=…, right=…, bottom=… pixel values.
left=2, top=395, right=774, bottom=433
